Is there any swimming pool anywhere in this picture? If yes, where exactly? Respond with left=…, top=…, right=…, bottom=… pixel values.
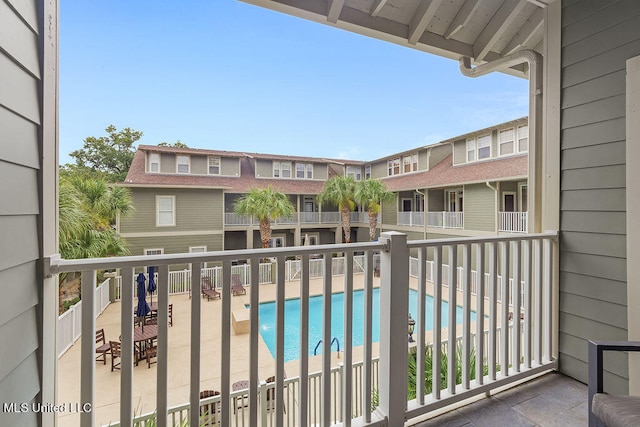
left=256, top=289, right=477, bottom=362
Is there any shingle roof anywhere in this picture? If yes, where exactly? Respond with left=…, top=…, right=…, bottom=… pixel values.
left=381, top=154, right=528, bottom=191
left=124, top=149, right=335, bottom=194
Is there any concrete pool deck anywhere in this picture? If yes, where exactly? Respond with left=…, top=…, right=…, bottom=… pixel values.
left=57, top=272, right=504, bottom=426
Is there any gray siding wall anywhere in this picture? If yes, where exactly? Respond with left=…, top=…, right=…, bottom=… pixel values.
left=418, top=150, right=429, bottom=171
left=371, top=160, right=387, bottom=179
left=429, top=144, right=452, bottom=168
left=221, top=157, right=240, bottom=176
left=120, top=188, right=223, bottom=233
left=0, top=0, right=43, bottom=424
left=559, top=0, right=640, bottom=393
left=428, top=189, right=444, bottom=211
left=255, top=158, right=272, bottom=178
left=463, top=183, right=495, bottom=232
left=453, top=139, right=466, bottom=165
left=381, top=194, right=398, bottom=226
left=313, top=164, right=328, bottom=180
left=191, top=155, right=207, bottom=175
left=160, top=153, right=174, bottom=173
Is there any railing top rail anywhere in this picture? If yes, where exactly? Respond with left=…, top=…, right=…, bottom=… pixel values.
left=47, top=241, right=386, bottom=274
left=406, top=230, right=558, bottom=248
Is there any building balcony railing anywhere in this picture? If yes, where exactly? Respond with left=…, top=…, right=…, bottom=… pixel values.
left=397, top=211, right=425, bottom=227
left=225, top=211, right=368, bottom=226
left=49, top=231, right=557, bottom=426
left=499, top=211, right=528, bottom=233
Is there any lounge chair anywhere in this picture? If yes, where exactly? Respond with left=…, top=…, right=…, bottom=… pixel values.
left=95, top=329, right=111, bottom=364
left=109, top=341, right=121, bottom=372
left=231, top=274, right=246, bottom=296
left=199, top=390, right=220, bottom=425
left=201, top=276, right=220, bottom=301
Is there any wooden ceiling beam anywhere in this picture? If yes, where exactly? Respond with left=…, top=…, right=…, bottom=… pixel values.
left=444, top=0, right=483, bottom=40
left=473, top=0, right=528, bottom=62
left=408, top=0, right=443, bottom=45
left=327, top=0, right=345, bottom=23
left=369, top=0, right=388, bottom=17
left=502, top=7, right=543, bottom=55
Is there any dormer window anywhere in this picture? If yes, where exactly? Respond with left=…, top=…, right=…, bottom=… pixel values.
left=477, top=135, right=491, bottom=159
left=208, top=156, right=220, bottom=175
left=149, top=153, right=160, bottom=172
left=306, top=164, right=313, bottom=179
left=387, top=158, right=400, bottom=176
left=467, top=139, right=476, bottom=162
left=403, top=154, right=418, bottom=173
left=518, top=125, right=528, bottom=152
left=281, top=161, right=291, bottom=178
left=176, top=155, right=190, bottom=174
left=499, top=128, right=515, bottom=156
left=346, top=166, right=361, bottom=180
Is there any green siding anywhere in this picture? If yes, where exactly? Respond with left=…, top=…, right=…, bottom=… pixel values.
left=429, top=144, right=451, bottom=169
left=314, top=164, right=328, bottom=180
left=453, top=139, right=466, bottom=165
left=381, top=194, right=397, bottom=226
left=558, top=0, right=639, bottom=394
left=371, top=161, right=387, bottom=179
left=191, top=155, right=207, bottom=175
left=463, top=183, right=495, bottom=232
left=160, top=153, right=174, bottom=173
left=126, top=234, right=223, bottom=257
left=221, top=157, right=240, bottom=176
left=418, top=150, right=428, bottom=171
left=428, top=189, right=444, bottom=211
left=121, top=188, right=223, bottom=233
left=255, top=158, right=272, bottom=178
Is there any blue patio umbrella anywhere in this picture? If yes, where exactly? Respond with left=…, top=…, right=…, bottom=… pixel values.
left=136, top=272, right=151, bottom=320
left=147, top=266, right=156, bottom=305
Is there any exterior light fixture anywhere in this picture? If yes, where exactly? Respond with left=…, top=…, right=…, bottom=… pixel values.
left=408, top=313, right=416, bottom=343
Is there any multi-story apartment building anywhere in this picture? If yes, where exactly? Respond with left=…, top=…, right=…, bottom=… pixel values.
left=119, top=117, right=529, bottom=258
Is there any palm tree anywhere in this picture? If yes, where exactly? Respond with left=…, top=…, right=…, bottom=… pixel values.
left=234, top=187, right=295, bottom=248
left=318, top=176, right=356, bottom=243
left=354, top=179, right=394, bottom=241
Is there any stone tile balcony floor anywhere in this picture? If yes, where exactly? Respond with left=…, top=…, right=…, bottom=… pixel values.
left=415, top=372, right=588, bottom=427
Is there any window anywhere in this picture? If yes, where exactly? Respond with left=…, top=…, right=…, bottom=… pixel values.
left=176, top=155, right=190, bottom=174
left=403, top=156, right=412, bottom=173
left=365, top=165, right=371, bottom=179
left=268, top=235, right=285, bottom=248
left=388, top=158, right=401, bottom=176
left=145, top=248, right=164, bottom=256
left=149, top=153, right=160, bottom=172
left=281, top=161, right=291, bottom=178
left=296, top=163, right=305, bottom=178
left=445, top=190, right=463, bottom=212
left=466, top=140, right=476, bottom=162
left=273, top=161, right=280, bottom=177
left=189, top=246, right=206, bottom=253
left=477, top=135, right=491, bottom=159
left=412, top=154, right=418, bottom=172
left=518, top=125, right=528, bottom=152
left=156, top=195, right=175, bottom=226
left=346, top=166, right=361, bottom=180
left=301, top=233, right=319, bottom=246
left=306, top=164, right=313, bottom=179
left=208, top=156, right=220, bottom=175
left=294, top=163, right=313, bottom=179
left=499, top=128, right=515, bottom=156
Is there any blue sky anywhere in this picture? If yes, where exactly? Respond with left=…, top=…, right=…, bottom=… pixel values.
left=59, top=0, right=529, bottom=165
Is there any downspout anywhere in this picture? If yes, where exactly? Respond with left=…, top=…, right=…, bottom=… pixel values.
left=486, top=182, right=498, bottom=234
left=459, top=50, right=542, bottom=233
left=416, top=189, right=427, bottom=240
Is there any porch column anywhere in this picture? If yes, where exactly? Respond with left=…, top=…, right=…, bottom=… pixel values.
left=246, top=229, right=254, bottom=249
left=377, top=232, right=409, bottom=425
left=294, top=227, right=301, bottom=246
left=335, top=226, right=343, bottom=244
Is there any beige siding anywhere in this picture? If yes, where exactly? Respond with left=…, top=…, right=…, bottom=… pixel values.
left=191, top=155, right=207, bottom=175
left=0, top=0, right=44, bottom=424
left=255, top=158, right=272, bottom=178
left=160, top=153, right=174, bottom=173
left=381, top=194, right=398, bottom=226
left=313, top=163, right=328, bottom=180
left=120, top=188, right=223, bottom=233
left=429, top=144, right=451, bottom=169
left=428, top=189, right=444, bottom=211
left=221, top=157, right=240, bottom=176
left=453, top=139, right=466, bottom=165
left=558, top=0, right=639, bottom=394
left=126, top=234, right=223, bottom=257
left=462, top=183, right=495, bottom=232
left=418, top=150, right=429, bottom=171
left=371, top=160, right=387, bottom=179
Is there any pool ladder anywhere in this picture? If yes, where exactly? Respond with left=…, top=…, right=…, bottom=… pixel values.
left=313, top=337, right=340, bottom=356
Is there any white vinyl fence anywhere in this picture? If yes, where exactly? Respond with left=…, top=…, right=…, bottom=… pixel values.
left=57, top=278, right=111, bottom=358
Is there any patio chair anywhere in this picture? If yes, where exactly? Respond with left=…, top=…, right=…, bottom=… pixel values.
left=144, top=304, right=172, bottom=326
left=588, top=340, right=640, bottom=426
left=201, top=276, right=220, bottom=301
left=232, top=380, right=250, bottom=413
left=95, top=329, right=111, bottom=365
left=231, top=274, right=246, bottom=296
left=109, top=341, right=121, bottom=372
left=199, top=390, right=220, bottom=425
left=264, top=375, right=286, bottom=414
left=146, top=345, right=157, bottom=369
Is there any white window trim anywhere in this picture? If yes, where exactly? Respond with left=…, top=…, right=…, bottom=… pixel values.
left=518, top=183, right=528, bottom=212
left=502, top=191, right=517, bottom=211
left=477, top=134, right=491, bottom=160
left=517, top=124, right=529, bottom=153
left=189, top=246, right=207, bottom=252
left=498, top=127, right=516, bottom=157
left=401, top=198, right=413, bottom=212
left=144, top=248, right=164, bottom=256
left=269, top=234, right=286, bottom=248
left=466, top=139, right=476, bottom=163
left=296, top=163, right=305, bottom=179
left=445, top=189, right=463, bottom=212
left=412, top=153, right=418, bottom=172
left=149, top=153, right=160, bottom=173
left=273, top=161, right=280, bottom=178
left=156, top=195, right=176, bottom=227
left=208, top=156, right=220, bottom=175
left=302, top=233, right=319, bottom=246
left=365, top=165, right=371, bottom=179
left=306, top=164, right=313, bottom=179
left=176, top=155, right=190, bottom=174
left=281, top=161, right=292, bottom=178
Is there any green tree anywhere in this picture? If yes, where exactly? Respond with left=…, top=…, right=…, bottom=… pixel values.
left=158, top=140, right=188, bottom=148
left=67, top=125, right=143, bottom=182
left=234, top=187, right=295, bottom=248
left=354, top=179, right=394, bottom=241
left=318, top=176, right=356, bottom=243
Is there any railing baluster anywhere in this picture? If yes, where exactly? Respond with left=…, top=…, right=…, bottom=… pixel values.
left=476, top=243, right=485, bottom=385
left=120, top=268, right=134, bottom=426
left=249, top=258, right=260, bottom=427
left=220, top=261, right=232, bottom=427
left=80, top=269, right=96, bottom=427
left=545, top=238, right=554, bottom=362
left=275, top=256, right=286, bottom=425
left=298, top=254, right=309, bottom=427
left=343, top=252, right=353, bottom=427
left=322, top=254, right=332, bottom=427
left=189, top=264, right=202, bottom=427
left=501, top=242, right=510, bottom=376
left=535, top=238, right=543, bottom=365
left=448, top=245, right=457, bottom=394
left=432, top=245, right=443, bottom=399
left=523, top=240, right=532, bottom=369
left=157, top=264, right=170, bottom=427
left=512, top=241, right=521, bottom=373
left=417, top=247, right=427, bottom=404
left=362, top=250, right=373, bottom=422
left=462, top=244, right=471, bottom=389
left=489, top=242, right=498, bottom=380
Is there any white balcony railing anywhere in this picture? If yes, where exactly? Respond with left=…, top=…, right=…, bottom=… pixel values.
left=426, top=211, right=464, bottom=229
left=226, top=211, right=364, bottom=226
left=299, top=211, right=319, bottom=223
left=321, top=211, right=341, bottom=224
left=499, top=211, right=528, bottom=233
left=49, top=231, right=557, bottom=427
left=397, top=211, right=425, bottom=227
left=224, top=212, right=254, bottom=225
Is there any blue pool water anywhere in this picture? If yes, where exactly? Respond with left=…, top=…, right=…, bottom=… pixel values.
left=256, top=289, right=477, bottom=362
